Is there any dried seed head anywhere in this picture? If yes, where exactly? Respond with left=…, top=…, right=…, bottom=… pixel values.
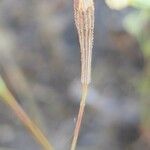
left=71, top=1, right=95, bottom=149
left=74, top=0, right=94, bottom=84
left=74, top=0, right=94, bottom=11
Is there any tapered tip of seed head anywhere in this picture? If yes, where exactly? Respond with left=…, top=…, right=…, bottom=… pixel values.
left=75, top=0, right=94, bottom=11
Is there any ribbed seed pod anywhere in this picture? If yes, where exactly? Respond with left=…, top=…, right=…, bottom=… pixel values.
left=71, top=1, right=95, bottom=150
left=74, top=0, right=94, bottom=84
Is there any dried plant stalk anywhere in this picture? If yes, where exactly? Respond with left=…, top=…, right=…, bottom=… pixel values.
left=71, top=0, right=94, bottom=150
left=74, top=0, right=94, bottom=84
left=0, top=77, right=54, bottom=150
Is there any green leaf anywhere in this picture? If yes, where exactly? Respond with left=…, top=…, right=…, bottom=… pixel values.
left=130, top=0, right=150, bottom=9
left=123, top=12, right=144, bottom=36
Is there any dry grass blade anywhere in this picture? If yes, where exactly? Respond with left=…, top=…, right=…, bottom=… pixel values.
left=0, top=76, right=54, bottom=150
left=71, top=0, right=95, bottom=150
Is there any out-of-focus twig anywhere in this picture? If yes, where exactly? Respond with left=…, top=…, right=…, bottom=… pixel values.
left=0, top=76, right=54, bottom=150
left=0, top=44, right=47, bottom=133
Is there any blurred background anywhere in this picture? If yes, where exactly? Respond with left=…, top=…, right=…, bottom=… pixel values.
left=0, top=0, right=149, bottom=150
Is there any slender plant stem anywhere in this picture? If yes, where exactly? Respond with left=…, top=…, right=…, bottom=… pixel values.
left=0, top=77, right=54, bottom=150
left=71, top=83, right=88, bottom=150
left=71, top=0, right=94, bottom=149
